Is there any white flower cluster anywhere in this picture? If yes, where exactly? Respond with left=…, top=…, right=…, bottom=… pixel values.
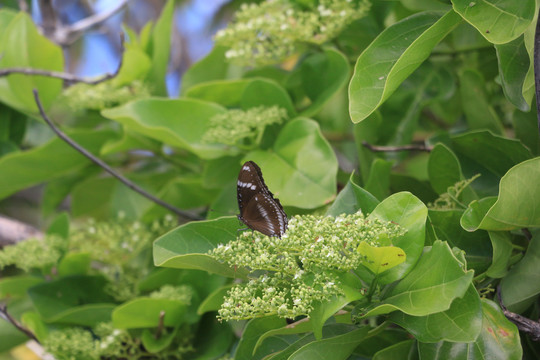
left=211, top=213, right=405, bottom=320
left=215, top=0, right=371, bottom=66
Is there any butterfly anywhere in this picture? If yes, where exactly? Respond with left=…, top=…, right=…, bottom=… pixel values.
left=237, top=161, right=288, bottom=237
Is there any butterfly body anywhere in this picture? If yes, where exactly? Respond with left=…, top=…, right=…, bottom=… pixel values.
left=237, top=161, right=288, bottom=237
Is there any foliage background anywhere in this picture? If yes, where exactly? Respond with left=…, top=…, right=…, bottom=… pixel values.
left=0, top=0, right=539, bottom=359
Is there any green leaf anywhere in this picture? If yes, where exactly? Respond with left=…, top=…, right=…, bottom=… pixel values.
left=142, top=326, right=178, bottom=353
left=358, top=242, right=406, bottom=275
left=0, top=275, right=43, bottom=298
left=102, top=98, right=234, bottom=159
left=349, top=10, right=461, bottom=123
left=390, top=285, right=482, bottom=342
left=21, top=311, right=49, bottom=343
left=145, top=0, right=174, bottom=96
left=326, top=174, right=379, bottom=216
left=451, top=130, right=532, bottom=177
left=234, top=316, right=287, bottom=360
left=112, top=47, right=151, bottom=87
left=246, top=118, right=337, bottom=209
left=57, top=252, right=91, bottom=276
left=362, top=241, right=474, bottom=318
left=429, top=209, right=492, bottom=273
left=495, top=35, right=531, bottom=111
left=46, top=211, right=70, bottom=238
left=372, top=339, right=415, bottom=360
left=486, top=231, right=513, bottom=278
left=27, top=275, right=115, bottom=326
left=197, top=284, right=233, bottom=315
left=0, top=12, right=63, bottom=111
left=0, top=129, right=114, bottom=200
left=186, top=78, right=295, bottom=116
left=461, top=158, right=540, bottom=231
left=181, top=45, right=242, bottom=95
left=513, top=108, right=540, bottom=156
left=364, top=158, right=392, bottom=201
left=459, top=70, right=505, bottom=135
left=417, top=299, right=522, bottom=360
left=500, top=230, right=540, bottom=312
left=0, top=299, right=32, bottom=351
left=428, top=143, right=462, bottom=194
left=288, top=326, right=371, bottom=360
left=253, top=319, right=315, bottom=355
left=153, top=217, right=249, bottom=278
left=452, top=0, right=535, bottom=44
left=191, top=316, right=234, bottom=360
left=368, top=192, right=428, bottom=284
left=309, top=284, right=364, bottom=340
left=297, top=48, right=350, bottom=117
left=112, top=298, right=186, bottom=329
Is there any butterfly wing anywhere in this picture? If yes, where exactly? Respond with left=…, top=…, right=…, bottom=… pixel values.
left=240, top=193, right=288, bottom=237
left=237, top=161, right=288, bottom=237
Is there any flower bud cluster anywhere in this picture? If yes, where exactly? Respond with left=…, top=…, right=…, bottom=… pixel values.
left=211, top=213, right=405, bottom=320
left=150, top=284, right=193, bottom=305
left=215, top=0, right=371, bottom=66
left=202, top=106, right=287, bottom=149
left=0, top=235, right=67, bottom=272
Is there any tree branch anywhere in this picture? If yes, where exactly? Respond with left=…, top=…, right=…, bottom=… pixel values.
left=0, top=34, right=125, bottom=86
left=498, top=285, right=540, bottom=341
left=0, top=215, right=43, bottom=247
left=362, top=141, right=433, bottom=153
left=0, top=304, right=40, bottom=343
left=32, top=89, right=202, bottom=221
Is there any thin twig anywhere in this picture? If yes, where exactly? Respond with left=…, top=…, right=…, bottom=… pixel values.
left=32, top=89, right=202, bottom=221
left=39, top=0, right=129, bottom=45
left=0, top=34, right=125, bottom=86
left=535, top=5, right=540, bottom=139
left=362, top=141, right=433, bottom=152
left=0, top=304, right=40, bottom=343
left=155, top=311, right=165, bottom=339
left=497, top=285, right=540, bottom=341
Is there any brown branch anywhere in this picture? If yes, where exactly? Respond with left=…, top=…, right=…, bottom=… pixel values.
left=32, top=89, right=202, bottom=221
left=0, top=215, right=43, bottom=247
left=0, top=33, right=125, bottom=86
left=498, top=285, right=540, bottom=341
left=38, top=0, right=129, bottom=46
left=0, top=304, right=40, bottom=343
left=362, top=141, right=433, bottom=153
left=155, top=311, right=165, bottom=339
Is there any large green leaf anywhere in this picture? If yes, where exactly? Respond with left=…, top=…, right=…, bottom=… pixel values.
left=429, top=209, right=492, bottom=273
left=101, top=98, right=234, bottom=159
left=428, top=143, right=462, bottom=194
left=297, top=48, right=350, bottom=117
left=485, top=231, right=513, bottom=279
left=417, top=299, right=522, bottom=359
left=145, top=0, right=174, bottom=96
left=349, top=10, right=461, bottom=123
left=246, top=118, right=337, bottom=209
left=112, top=298, right=186, bottom=329
left=367, top=192, right=428, bottom=284
left=0, top=129, right=115, bottom=200
left=461, top=158, right=540, bottom=231
left=288, top=326, right=371, bottom=360
left=234, top=316, right=288, bottom=360
left=451, top=130, right=532, bottom=177
left=181, top=45, right=242, bottom=95
left=0, top=275, right=43, bottom=298
left=153, top=217, right=249, bottom=278
left=326, top=174, right=379, bottom=216
left=513, top=108, right=540, bottom=156
left=372, top=339, right=415, bottom=360
left=452, top=0, right=535, bottom=44
left=495, top=35, right=531, bottom=111
left=500, top=230, right=540, bottom=313
left=459, top=70, right=504, bottom=134
left=27, top=275, right=115, bottom=326
left=390, top=285, right=482, bottom=342
left=361, top=241, right=474, bottom=318
left=186, top=78, right=295, bottom=115
left=0, top=12, right=63, bottom=111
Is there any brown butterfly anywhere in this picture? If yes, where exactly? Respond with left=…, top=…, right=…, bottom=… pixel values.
left=237, top=161, right=288, bottom=237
